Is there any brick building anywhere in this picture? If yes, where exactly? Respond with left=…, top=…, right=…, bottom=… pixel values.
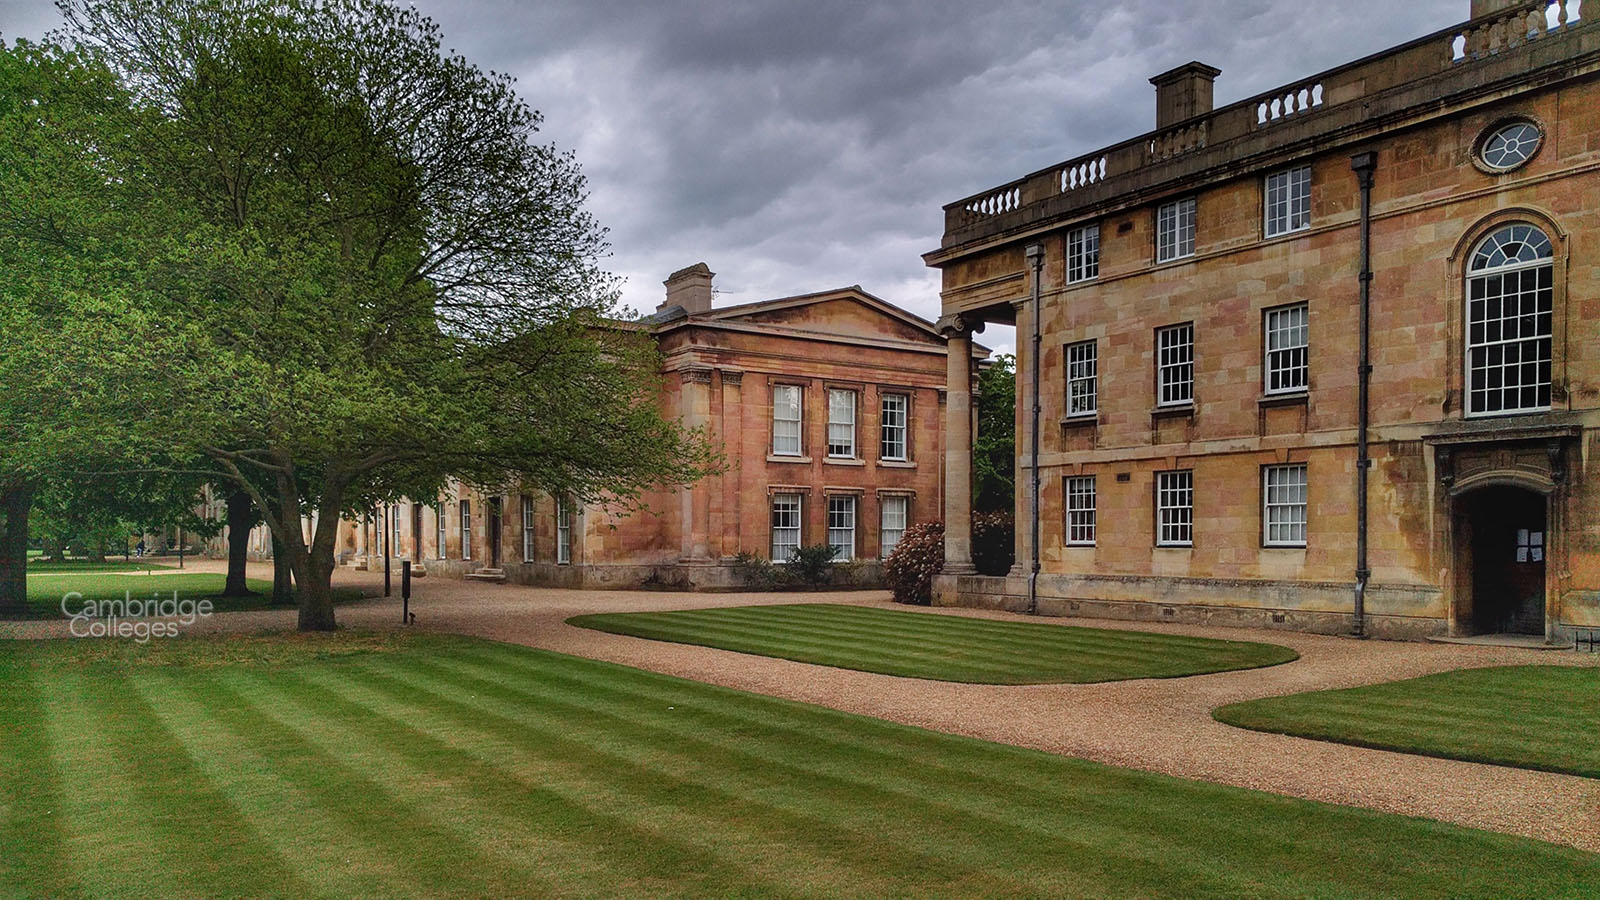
left=927, top=0, right=1597, bottom=641
left=338, top=264, right=982, bottom=589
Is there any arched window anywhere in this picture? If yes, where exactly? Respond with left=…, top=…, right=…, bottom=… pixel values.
left=1466, top=224, right=1554, bottom=417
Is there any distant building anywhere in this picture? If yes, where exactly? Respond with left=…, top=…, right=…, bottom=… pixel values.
left=926, top=0, right=1597, bottom=641
left=338, top=264, right=985, bottom=589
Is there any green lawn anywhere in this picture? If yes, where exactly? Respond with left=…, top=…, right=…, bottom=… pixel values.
left=25, top=549, right=42, bottom=558
left=8, top=572, right=367, bottom=620
left=0, top=634, right=1592, bottom=899
left=27, top=560, right=174, bottom=574
left=1215, top=665, right=1600, bottom=779
left=570, top=603, right=1299, bottom=684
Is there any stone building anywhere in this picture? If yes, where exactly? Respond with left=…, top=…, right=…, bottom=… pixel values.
left=338, top=264, right=983, bottom=589
left=926, top=0, right=1597, bottom=641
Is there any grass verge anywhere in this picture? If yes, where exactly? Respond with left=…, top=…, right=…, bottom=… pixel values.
left=1214, top=664, right=1600, bottom=778
left=570, top=603, right=1298, bottom=684
left=7, top=573, right=367, bottom=620
left=0, top=633, right=1593, bottom=898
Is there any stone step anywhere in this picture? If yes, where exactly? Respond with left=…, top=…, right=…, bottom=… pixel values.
left=463, top=568, right=507, bottom=583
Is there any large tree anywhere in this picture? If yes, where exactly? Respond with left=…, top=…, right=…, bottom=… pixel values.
left=58, top=0, right=716, bottom=630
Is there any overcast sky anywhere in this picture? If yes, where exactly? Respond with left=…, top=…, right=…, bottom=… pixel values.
left=2, top=0, right=1471, bottom=350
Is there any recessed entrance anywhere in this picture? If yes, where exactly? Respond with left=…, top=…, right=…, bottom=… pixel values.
left=488, top=498, right=504, bottom=568
left=1455, top=486, right=1546, bottom=636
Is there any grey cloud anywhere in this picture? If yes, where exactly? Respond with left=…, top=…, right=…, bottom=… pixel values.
left=3, top=0, right=1471, bottom=340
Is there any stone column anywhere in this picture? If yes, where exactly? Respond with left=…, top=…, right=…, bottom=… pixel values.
left=940, top=316, right=976, bottom=574
left=1010, top=296, right=1035, bottom=579
left=680, top=368, right=714, bottom=562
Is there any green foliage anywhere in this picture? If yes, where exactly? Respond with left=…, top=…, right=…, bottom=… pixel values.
left=971, top=509, right=1015, bottom=576
left=786, top=544, right=839, bottom=587
left=731, top=551, right=790, bottom=590
left=885, top=521, right=944, bottom=605
left=974, top=354, right=1016, bottom=513
left=34, top=0, right=717, bottom=629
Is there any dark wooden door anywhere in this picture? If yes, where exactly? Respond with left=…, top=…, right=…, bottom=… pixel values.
left=1468, top=487, right=1545, bottom=635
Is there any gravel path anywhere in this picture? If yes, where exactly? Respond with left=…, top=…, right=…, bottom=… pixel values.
left=10, top=560, right=1599, bottom=852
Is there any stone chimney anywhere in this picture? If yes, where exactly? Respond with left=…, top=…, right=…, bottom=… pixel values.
left=661, top=262, right=714, bottom=315
left=1150, top=62, right=1222, bottom=129
left=1471, top=0, right=1520, bottom=16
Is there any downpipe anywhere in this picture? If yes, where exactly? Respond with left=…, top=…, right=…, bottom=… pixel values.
left=1351, top=152, right=1376, bottom=639
left=1025, top=243, right=1045, bottom=616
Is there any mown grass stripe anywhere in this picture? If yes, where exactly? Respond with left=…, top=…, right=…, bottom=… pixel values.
left=179, top=672, right=546, bottom=898
left=0, top=665, right=82, bottom=900
left=1215, top=665, right=1600, bottom=779
left=573, top=604, right=1296, bottom=683
left=342, top=651, right=1152, bottom=896
left=132, top=671, right=424, bottom=899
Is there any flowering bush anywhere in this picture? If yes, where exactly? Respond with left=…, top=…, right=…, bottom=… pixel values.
left=884, top=521, right=944, bottom=605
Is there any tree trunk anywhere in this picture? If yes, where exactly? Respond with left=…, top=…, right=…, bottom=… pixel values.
left=87, top=539, right=106, bottom=564
left=222, top=491, right=256, bottom=596
left=0, top=485, right=32, bottom=616
left=270, top=533, right=294, bottom=606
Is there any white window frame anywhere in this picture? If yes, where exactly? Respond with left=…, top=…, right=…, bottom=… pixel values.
left=556, top=499, right=571, bottom=565
left=1264, top=303, right=1309, bottom=395
left=880, top=393, right=909, bottom=461
left=1264, top=165, right=1312, bottom=238
left=435, top=503, right=447, bottom=559
left=1156, top=198, right=1196, bottom=263
left=771, top=494, right=802, bottom=562
left=826, top=495, right=856, bottom=562
left=1465, top=224, right=1554, bottom=418
left=1157, top=323, right=1195, bottom=407
left=1066, top=340, right=1098, bottom=417
left=1156, top=470, right=1194, bottom=548
left=459, top=499, right=472, bottom=561
left=1263, top=464, right=1309, bottom=548
left=771, top=384, right=803, bottom=456
left=520, top=495, right=534, bottom=561
left=1066, top=476, right=1096, bottom=547
left=1067, top=223, right=1100, bottom=283
left=880, top=495, right=908, bottom=559
left=826, top=388, right=857, bottom=459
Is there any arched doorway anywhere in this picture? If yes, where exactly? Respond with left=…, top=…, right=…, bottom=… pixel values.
left=1455, top=485, right=1546, bottom=635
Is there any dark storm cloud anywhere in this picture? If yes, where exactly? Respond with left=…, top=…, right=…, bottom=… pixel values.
left=4, top=0, right=1471, bottom=341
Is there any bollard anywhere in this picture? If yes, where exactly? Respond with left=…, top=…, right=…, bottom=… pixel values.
left=401, top=561, right=412, bottom=625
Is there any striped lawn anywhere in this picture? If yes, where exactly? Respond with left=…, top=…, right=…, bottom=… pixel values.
left=570, top=603, right=1298, bottom=683
left=0, top=634, right=1594, bottom=899
left=1215, top=664, right=1600, bottom=779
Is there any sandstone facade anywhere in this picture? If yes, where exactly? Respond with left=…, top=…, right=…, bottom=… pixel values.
left=926, top=0, right=1598, bottom=641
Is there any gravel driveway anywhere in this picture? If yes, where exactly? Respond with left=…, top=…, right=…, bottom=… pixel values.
left=10, top=559, right=1599, bottom=853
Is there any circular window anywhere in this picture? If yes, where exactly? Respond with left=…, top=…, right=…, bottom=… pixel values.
left=1479, top=121, right=1542, bottom=172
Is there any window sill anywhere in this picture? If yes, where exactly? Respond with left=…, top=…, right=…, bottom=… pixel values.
left=824, top=457, right=866, bottom=467
left=1065, top=542, right=1096, bottom=549
left=1262, top=544, right=1307, bottom=551
left=877, top=459, right=916, bottom=468
left=1259, top=392, right=1309, bottom=409
left=1150, top=404, right=1195, bottom=421
left=767, top=454, right=812, bottom=464
left=1060, top=414, right=1099, bottom=430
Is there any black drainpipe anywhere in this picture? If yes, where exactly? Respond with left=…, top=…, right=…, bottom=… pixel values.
left=1025, top=243, right=1045, bottom=615
left=1351, top=152, right=1376, bottom=638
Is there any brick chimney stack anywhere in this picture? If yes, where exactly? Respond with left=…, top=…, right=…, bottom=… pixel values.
left=1471, top=0, right=1521, bottom=16
left=1150, top=61, right=1222, bottom=129
left=661, top=262, right=714, bottom=315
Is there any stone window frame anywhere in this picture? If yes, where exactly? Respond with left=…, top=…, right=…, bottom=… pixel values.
left=1471, top=116, right=1546, bottom=176
left=769, top=380, right=806, bottom=457
left=1154, top=469, right=1194, bottom=548
left=878, top=492, right=911, bottom=559
left=1444, top=209, right=1570, bottom=420
left=1067, top=222, right=1101, bottom=283
left=825, top=386, right=859, bottom=459
left=1263, top=164, right=1313, bottom=239
left=1261, top=463, right=1309, bottom=548
left=1066, top=339, right=1099, bottom=418
left=1065, top=475, right=1097, bottom=547
left=825, top=494, right=857, bottom=562
left=1262, top=302, right=1310, bottom=396
left=1155, top=197, right=1196, bottom=263
left=878, top=390, right=912, bottom=462
left=1155, top=323, right=1196, bottom=408
left=770, top=492, right=804, bottom=563
left=520, top=494, right=535, bottom=562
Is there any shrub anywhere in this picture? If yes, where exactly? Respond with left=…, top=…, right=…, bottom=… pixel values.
left=732, top=552, right=792, bottom=589
left=884, top=521, right=944, bottom=605
left=972, top=510, right=1015, bottom=576
left=787, top=544, right=839, bottom=587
